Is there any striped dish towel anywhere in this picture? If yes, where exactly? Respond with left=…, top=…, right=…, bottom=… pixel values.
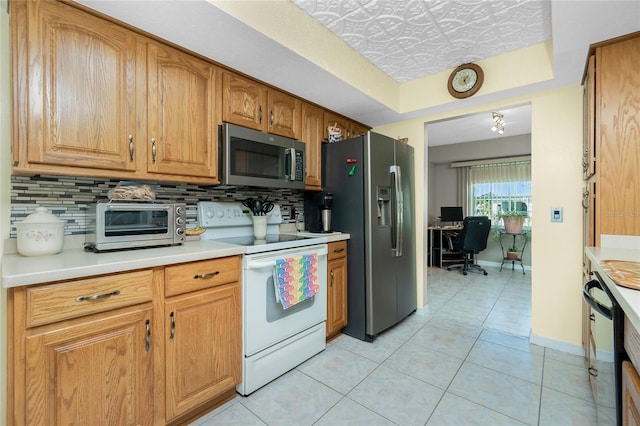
left=273, top=253, right=319, bottom=309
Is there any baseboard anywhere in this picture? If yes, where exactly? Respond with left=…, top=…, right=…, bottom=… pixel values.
left=529, top=333, right=584, bottom=357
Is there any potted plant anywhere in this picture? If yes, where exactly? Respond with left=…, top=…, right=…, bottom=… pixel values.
left=506, top=246, right=520, bottom=260
left=501, top=210, right=528, bottom=234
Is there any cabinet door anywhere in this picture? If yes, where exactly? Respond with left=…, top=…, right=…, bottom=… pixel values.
left=583, top=54, right=596, bottom=180
left=596, top=37, right=640, bottom=241
left=165, top=283, right=241, bottom=420
left=351, top=121, right=369, bottom=139
left=623, top=361, right=640, bottom=426
left=327, top=242, right=348, bottom=338
left=301, top=102, right=323, bottom=190
left=222, top=71, right=268, bottom=132
left=323, top=111, right=351, bottom=141
left=21, top=1, right=137, bottom=171
left=268, top=89, right=300, bottom=139
left=146, top=42, right=219, bottom=180
left=24, top=307, right=154, bottom=426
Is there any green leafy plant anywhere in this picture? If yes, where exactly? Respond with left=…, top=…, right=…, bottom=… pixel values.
left=507, top=246, right=520, bottom=253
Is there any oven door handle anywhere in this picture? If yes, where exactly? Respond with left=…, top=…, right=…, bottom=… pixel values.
left=583, top=279, right=613, bottom=320
left=246, top=249, right=328, bottom=270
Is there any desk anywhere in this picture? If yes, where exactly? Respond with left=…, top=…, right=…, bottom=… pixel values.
left=428, top=227, right=464, bottom=268
left=498, top=231, right=527, bottom=274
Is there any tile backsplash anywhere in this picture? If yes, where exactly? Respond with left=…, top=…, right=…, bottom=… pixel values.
left=10, top=175, right=304, bottom=238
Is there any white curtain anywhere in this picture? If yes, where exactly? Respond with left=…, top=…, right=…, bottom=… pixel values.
left=456, top=167, right=470, bottom=216
left=469, top=161, right=531, bottom=184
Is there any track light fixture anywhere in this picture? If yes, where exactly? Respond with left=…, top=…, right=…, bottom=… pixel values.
left=491, top=112, right=505, bottom=135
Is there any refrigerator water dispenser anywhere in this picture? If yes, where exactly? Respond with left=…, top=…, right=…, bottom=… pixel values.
left=377, top=187, right=391, bottom=227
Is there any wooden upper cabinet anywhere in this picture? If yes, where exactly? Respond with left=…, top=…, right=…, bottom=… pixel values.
left=351, top=122, right=369, bottom=138
left=268, top=89, right=301, bottom=139
left=322, top=111, right=369, bottom=142
left=323, top=111, right=351, bottom=141
left=18, top=0, right=138, bottom=172
left=583, top=55, right=596, bottom=180
left=146, top=41, right=219, bottom=179
left=592, top=35, right=640, bottom=242
left=222, top=71, right=268, bottom=132
left=222, top=71, right=301, bottom=139
left=301, top=102, right=323, bottom=190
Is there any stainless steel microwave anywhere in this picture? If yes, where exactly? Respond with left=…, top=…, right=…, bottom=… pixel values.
left=220, top=123, right=306, bottom=189
left=85, top=202, right=186, bottom=252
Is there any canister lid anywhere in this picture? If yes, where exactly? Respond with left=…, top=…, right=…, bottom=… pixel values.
left=21, top=207, right=65, bottom=224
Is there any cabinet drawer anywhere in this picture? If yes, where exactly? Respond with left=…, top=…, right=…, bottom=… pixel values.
left=26, top=270, right=153, bottom=327
left=165, top=256, right=241, bottom=297
left=625, top=315, right=640, bottom=370
left=328, top=240, right=347, bottom=261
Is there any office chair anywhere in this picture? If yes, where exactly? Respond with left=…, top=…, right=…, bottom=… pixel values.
left=447, top=216, right=491, bottom=276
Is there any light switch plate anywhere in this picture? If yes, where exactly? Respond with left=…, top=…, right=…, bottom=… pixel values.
left=551, top=207, right=563, bottom=223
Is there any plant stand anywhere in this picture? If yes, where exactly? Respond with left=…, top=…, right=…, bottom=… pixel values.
left=499, top=231, right=527, bottom=274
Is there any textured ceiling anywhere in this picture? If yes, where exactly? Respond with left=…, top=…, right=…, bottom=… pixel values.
left=291, top=0, right=552, bottom=82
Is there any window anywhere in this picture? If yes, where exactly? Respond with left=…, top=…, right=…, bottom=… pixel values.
left=469, top=161, right=531, bottom=227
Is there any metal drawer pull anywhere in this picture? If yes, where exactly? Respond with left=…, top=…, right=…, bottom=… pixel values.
left=333, top=248, right=345, bottom=253
left=193, top=271, right=220, bottom=279
left=169, top=312, right=175, bottom=341
left=151, top=138, right=157, bottom=164
left=145, top=319, right=151, bottom=352
left=75, top=290, right=120, bottom=302
left=128, top=135, right=134, bottom=162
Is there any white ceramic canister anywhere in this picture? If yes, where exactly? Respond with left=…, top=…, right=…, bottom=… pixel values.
left=14, top=207, right=66, bottom=256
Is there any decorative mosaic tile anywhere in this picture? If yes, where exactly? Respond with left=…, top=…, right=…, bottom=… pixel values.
left=10, top=175, right=304, bottom=237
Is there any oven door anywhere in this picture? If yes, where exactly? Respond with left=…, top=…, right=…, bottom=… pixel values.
left=243, top=244, right=327, bottom=356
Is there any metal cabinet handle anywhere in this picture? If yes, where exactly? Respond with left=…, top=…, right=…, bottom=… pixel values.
left=75, top=290, right=120, bottom=302
left=270, top=109, right=274, bottom=127
left=169, top=312, right=175, bottom=341
left=333, top=248, right=345, bottom=254
left=151, top=138, right=157, bottom=164
left=330, top=270, right=334, bottom=287
left=582, top=189, right=590, bottom=211
left=193, top=271, right=220, bottom=279
left=258, top=106, right=263, bottom=124
left=128, top=135, right=134, bottom=162
left=145, top=319, right=151, bottom=351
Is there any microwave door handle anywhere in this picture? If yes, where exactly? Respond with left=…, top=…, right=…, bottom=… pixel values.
left=286, top=148, right=295, bottom=181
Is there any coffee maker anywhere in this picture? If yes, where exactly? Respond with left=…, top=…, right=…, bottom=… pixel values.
left=304, top=192, right=333, bottom=233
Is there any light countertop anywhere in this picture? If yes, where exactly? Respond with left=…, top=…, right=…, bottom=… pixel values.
left=2, top=240, right=245, bottom=288
left=2, top=232, right=351, bottom=288
left=585, top=246, right=640, bottom=332
left=285, top=231, right=350, bottom=243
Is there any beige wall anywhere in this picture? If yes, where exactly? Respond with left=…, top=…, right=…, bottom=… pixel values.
left=1, top=1, right=10, bottom=420
left=374, top=85, right=584, bottom=351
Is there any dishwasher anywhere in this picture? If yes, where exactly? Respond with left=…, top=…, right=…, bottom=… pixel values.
left=583, top=271, right=624, bottom=425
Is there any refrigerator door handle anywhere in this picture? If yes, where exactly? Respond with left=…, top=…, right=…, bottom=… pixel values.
left=390, top=165, right=403, bottom=257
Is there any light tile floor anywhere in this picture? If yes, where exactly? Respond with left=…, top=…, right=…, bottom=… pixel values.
left=191, top=266, right=615, bottom=425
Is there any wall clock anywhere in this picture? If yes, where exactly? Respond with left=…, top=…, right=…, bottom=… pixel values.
left=447, top=63, right=484, bottom=99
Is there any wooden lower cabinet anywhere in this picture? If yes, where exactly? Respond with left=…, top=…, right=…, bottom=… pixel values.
left=326, top=241, right=348, bottom=339
left=8, top=256, right=242, bottom=425
left=623, top=361, right=640, bottom=425
left=24, top=306, right=155, bottom=426
left=163, top=258, right=241, bottom=422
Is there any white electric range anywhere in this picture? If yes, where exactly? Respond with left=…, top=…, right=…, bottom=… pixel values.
left=197, top=201, right=328, bottom=395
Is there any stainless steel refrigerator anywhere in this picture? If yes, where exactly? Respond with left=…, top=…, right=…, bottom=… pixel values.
left=323, top=131, right=416, bottom=341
